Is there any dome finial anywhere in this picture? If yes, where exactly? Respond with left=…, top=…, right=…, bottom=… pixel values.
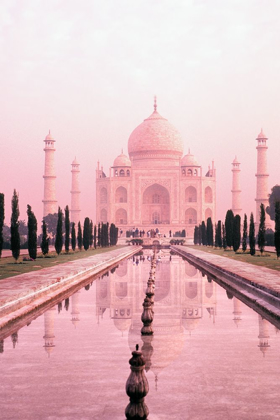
left=154, top=95, right=157, bottom=112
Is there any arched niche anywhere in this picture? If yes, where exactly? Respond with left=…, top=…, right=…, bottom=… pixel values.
left=115, top=186, right=127, bottom=203
left=205, top=208, right=212, bottom=220
left=115, top=262, right=128, bottom=277
left=185, top=208, right=197, bottom=224
left=185, top=262, right=197, bottom=277
left=185, top=186, right=197, bottom=203
left=100, top=187, right=107, bottom=204
left=205, top=186, right=213, bottom=203
left=100, top=208, right=107, bottom=223
left=205, top=281, right=213, bottom=298
left=185, top=282, right=198, bottom=299
left=115, top=208, right=127, bottom=224
left=115, top=282, right=128, bottom=299
left=142, top=183, right=170, bottom=224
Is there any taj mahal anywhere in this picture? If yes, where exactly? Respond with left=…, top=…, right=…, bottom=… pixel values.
left=96, top=98, right=216, bottom=236
left=42, top=98, right=272, bottom=235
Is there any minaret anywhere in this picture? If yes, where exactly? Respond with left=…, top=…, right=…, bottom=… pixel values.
left=231, top=156, right=242, bottom=216
left=70, top=157, right=81, bottom=227
left=42, top=130, right=57, bottom=217
left=255, top=129, right=271, bottom=229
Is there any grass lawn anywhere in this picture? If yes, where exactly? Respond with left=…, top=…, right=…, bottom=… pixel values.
left=0, top=246, right=125, bottom=280
left=186, top=245, right=280, bottom=272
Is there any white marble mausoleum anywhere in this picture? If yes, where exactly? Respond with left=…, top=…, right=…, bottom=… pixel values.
left=96, top=100, right=216, bottom=236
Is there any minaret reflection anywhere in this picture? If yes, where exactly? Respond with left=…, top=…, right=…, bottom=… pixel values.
left=71, top=291, right=80, bottom=328
left=43, top=306, right=56, bottom=356
left=232, top=297, right=242, bottom=327
left=258, top=315, right=270, bottom=356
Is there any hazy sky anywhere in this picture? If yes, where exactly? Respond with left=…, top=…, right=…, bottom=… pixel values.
left=1, top=0, right=279, bottom=226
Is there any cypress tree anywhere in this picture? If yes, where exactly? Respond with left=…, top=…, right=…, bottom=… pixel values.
left=77, top=221, right=83, bottom=250
left=83, top=217, right=90, bottom=250
left=274, top=201, right=280, bottom=259
left=249, top=212, right=255, bottom=256
left=198, top=224, right=202, bottom=245
left=10, top=189, right=20, bottom=261
left=233, top=214, right=241, bottom=252
left=217, top=220, right=222, bottom=248
left=222, top=223, right=227, bottom=249
left=225, top=209, right=234, bottom=248
left=109, top=223, right=118, bottom=246
left=201, top=221, right=207, bottom=245
left=71, top=222, right=76, bottom=251
left=94, top=224, right=97, bottom=248
left=194, top=226, right=198, bottom=245
left=258, top=203, right=266, bottom=255
left=55, top=207, right=63, bottom=255
left=106, top=222, right=109, bottom=246
left=214, top=223, right=218, bottom=247
left=89, top=220, right=93, bottom=248
left=64, top=205, right=70, bottom=253
left=110, top=223, right=114, bottom=246
left=27, top=204, right=37, bottom=259
left=97, top=223, right=101, bottom=247
left=0, top=193, right=4, bottom=258
left=101, top=223, right=106, bottom=247
left=41, top=220, right=49, bottom=256
left=242, top=213, right=248, bottom=252
left=206, top=217, right=213, bottom=246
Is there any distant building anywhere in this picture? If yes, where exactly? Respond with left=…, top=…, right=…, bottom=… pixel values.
left=96, top=99, right=216, bottom=236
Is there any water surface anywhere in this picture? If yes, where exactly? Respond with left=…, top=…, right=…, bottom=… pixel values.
left=1, top=250, right=280, bottom=420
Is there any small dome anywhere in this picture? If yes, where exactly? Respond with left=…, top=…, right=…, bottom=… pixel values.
left=232, top=156, right=239, bottom=164
left=181, top=151, right=199, bottom=167
left=113, top=153, right=131, bottom=167
left=72, top=156, right=79, bottom=165
left=257, top=129, right=267, bottom=140
left=45, top=130, right=54, bottom=141
left=128, top=106, right=183, bottom=160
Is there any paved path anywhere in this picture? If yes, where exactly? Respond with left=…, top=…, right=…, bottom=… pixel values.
left=173, top=245, right=280, bottom=296
left=0, top=247, right=140, bottom=326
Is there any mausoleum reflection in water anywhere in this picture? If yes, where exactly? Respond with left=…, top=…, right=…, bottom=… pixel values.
left=1, top=250, right=280, bottom=420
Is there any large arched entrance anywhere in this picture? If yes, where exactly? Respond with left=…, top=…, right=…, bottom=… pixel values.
left=142, top=183, right=170, bottom=225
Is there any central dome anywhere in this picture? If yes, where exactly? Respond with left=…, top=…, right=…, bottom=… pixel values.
left=128, top=106, right=184, bottom=161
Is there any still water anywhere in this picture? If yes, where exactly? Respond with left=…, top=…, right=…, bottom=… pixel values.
left=1, top=250, right=280, bottom=420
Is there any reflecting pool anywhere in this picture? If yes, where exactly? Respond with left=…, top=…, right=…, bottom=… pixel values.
left=1, top=250, right=280, bottom=420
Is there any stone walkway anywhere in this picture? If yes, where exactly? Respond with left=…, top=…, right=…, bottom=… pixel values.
left=0, top=247, right=140, bottom=326
left=173, top=245, right=280, bottom=295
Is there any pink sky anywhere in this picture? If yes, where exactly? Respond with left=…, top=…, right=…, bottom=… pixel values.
left=0, top=0, right=279, bottom=227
